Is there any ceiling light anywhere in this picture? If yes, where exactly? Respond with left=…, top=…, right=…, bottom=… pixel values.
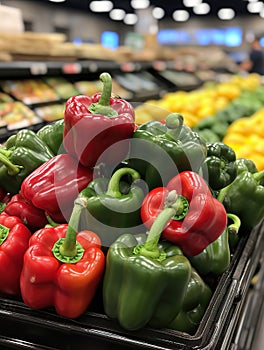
left=130, top=0, right=150, bottom=10
left=124, top=13, right=138, bottom=25
left=247, top=1, right=263, bottom=12
left=183, top=0, right=202, bottom=7
left=109, top=8, right=125, bottom=20
left=152, top=7, right=165, bottom=19
left=89, top=1, right=113, bottom=12
left=48, top=0, right=66, bottom=2
left=172, top=10, right=190, bottom=22
left=218, top=8, right=235, bottom=20
left=193, top=3, right=210, bottom=14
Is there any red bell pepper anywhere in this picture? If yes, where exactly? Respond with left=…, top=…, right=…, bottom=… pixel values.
left=20, top=197, right=105, bottom=318
left=0, top=212, right=31, bottom=295
left=20, top=154, right=93, bottom=223
left=4, top=193, right=48, bottom=230
left=141, top=171, right=227, bottom=256
left=63, top=72, right=135, bottom=168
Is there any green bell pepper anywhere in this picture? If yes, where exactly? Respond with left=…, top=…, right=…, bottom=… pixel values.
left=200, top=142, right=237, bottom=191
left=190, top=213, right=240, bottom=276
left=37, top=119, right=65, bottom=155
left=103, top=190, right=192, bottom=331
left=235, top=158, right=258, bottom=175
left=169, top=269, right=212, bottom=334
left=0, top=129, right=54, bottom=194
left=79, top=167, right=145, bottom=248
left=218, top=166, right=264, bottom=231
left=128, top=113, right=207, bottom=190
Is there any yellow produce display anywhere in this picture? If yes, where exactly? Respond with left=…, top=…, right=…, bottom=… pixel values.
left=223, top=108, right=264, bottom=171
left=135, top=74, right=261, bottom=127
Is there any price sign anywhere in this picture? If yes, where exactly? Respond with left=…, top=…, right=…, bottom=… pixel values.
left=121, top=62, right=135, bottom=72
left=153, top=61, right=166, bottom=71
left=62, top=63, right=82, bottom=74
left=88, top=63, right=98, bottom=72
left=30, top=63, right=47, bottom=75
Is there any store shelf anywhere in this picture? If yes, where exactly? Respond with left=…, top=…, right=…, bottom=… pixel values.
left=229, top=251, right=264, bottom=350
left=0, top=60, right=118, bottom=78
left=0, top=60, right=168, bottom=79
left=0, top=59, right=204, bottom=142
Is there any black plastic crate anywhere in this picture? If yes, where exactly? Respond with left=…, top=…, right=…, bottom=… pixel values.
left=0, top=221, right=263, bottom=350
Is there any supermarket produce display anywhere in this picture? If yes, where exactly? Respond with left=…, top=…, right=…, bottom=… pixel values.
left=0, top=68, right=263, bottom=350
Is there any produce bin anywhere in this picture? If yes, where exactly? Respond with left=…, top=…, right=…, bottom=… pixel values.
left=0, top=220, right=263, bottom=350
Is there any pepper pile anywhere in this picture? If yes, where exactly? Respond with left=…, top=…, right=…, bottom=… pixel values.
left=0, top=72, right=263, bottom=335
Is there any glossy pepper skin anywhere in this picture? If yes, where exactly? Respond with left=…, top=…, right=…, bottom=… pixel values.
left=20, top=199, right=105, bottom=319
left=0, top=212, right=31, bottom=296
left=0, top=129, right=54, bottom=194
left=190, top=228, right=230, bottom=276
left=169, top=269, right=212, bottom=334
left=20, top=226, right=105, bottom=318
left=37, top=119, right=65, bottom=155
left=79, top=167, right=145, bottom=248
left=141, top=171, right=227, bottom=257
left=189, top=213, right=241, bottom=276
left=20, top=154, right=93, bottom=223
left=103, top=191, right=191, bottom=331
left=200, top=142, right=237, bottom=191
left=63, top=72, right=135, bottom=168
left=4, top=193, right=48, bottom=230
left=218, top=166, right=264, bottom=231
left=235, top=158, right=258, bottom=175
left=128, top=113, right=207, bottom=190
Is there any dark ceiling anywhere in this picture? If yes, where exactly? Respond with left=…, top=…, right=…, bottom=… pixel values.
left=37, top=0, right=262, bottom=18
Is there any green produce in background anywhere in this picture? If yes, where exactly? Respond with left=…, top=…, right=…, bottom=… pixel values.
left=128, top=113, right=207, bottom=190
left=194, top=86, right=264, bottom=141
left=200, top=142, right=237, bottom=191
left=0, top=129, right=54, bottom=194
left=196, top=129, right=220, bottom=143
left=37, top=119, right=65, bottom=155
left=194, top=116, right=229, bottom=141
left=169, top=269, right=212, bottom=334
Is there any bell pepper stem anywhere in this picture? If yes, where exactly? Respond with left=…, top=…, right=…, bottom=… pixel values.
left=227, top=213, right=241, bottom=235
left=165, top=113, right=184, bottom=141
left=88, top=72, right=118, bottom=117
left=106, top=167, right=141, bottom=198
left=52, top=198, right=85, bottom=263
left=253, top=170, right=264, bottom=182
left=217, top=184, right=231, bottom=203
left=45, top=214, right=60, bottom=228
left=134, top=190, right=182, bottom=261
left=0, top=149, right=23, bottom=176
left=98, top=72, right=112, bottom=107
